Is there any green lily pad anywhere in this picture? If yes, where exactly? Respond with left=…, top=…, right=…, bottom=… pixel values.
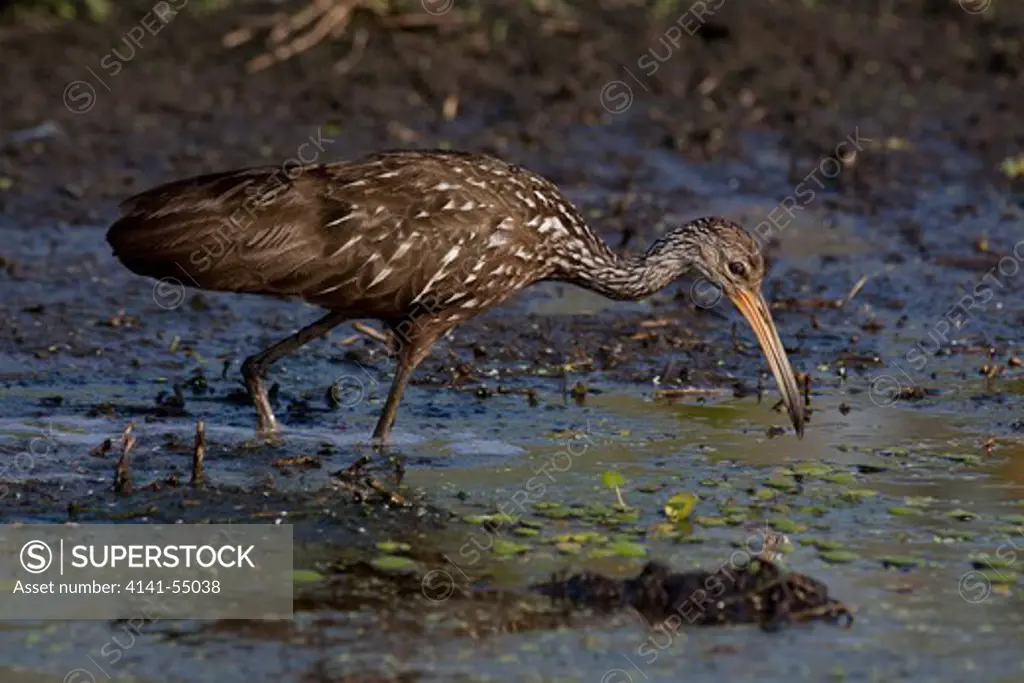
left=370, top=555, right=419, bottom=574
left=292, top=569, right=325, bottom=584
left=791, top=462, right=835, bottom=477
left=800, top=538, right=844, bottom=551
left=464, top=512, right=517, bottom=525
left=753, top=488, right=778, bottom=501
left=819, top=550, right=860, bottom=564
left=539, top=508, right=575, bottom=519
left=676, top=535, right=709, bottom=544
left=492, top=540, right=531, bottom=557
left=649, top=523, right=682, bottom=539
left=765, top=476, right=799, bottom=492
left=888, top=506, right=923, bottom=516
left=534, top=502, right=562, bottom=510
left=934, top=530, right=979, bottom=542
left=947, top=509, right=979, bottom=521
left=975, top=568, right=1018, bottom=585
left=824, top=473, right=859, bottom=485
left=551, top=531, right=607, bottom=545
left=768, top=518, right=808, bottom=534
left=665, top=492, right=698, bottom=522
left=579, top=503, right=614, bottom=517
left=376, top=541, right=411, bottom=554
left=693, top=515, right=727, bottom=527
left=999, top=154, right=1024, bottom=179
left=513, top=527, right=540, bottom=537
left=879, top=555, right=921, bottom=570
left=592, top=541, right=647, bottom=558
left=841, top=489, right=878, bottom=502
left=612, top=509, right=642, bottom=523
left=970, top=553, right=1016, bottom=570
left=555, top=541, right=583, bottom=555
left=939, top=453, right=982, bottom=465
left=999, top=514, right=1024, bottom=525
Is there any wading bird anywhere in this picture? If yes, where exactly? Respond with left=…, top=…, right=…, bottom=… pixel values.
left=107, top=150, right=805, bottom=442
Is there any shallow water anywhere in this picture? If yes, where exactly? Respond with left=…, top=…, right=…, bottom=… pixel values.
left=1, top=126, right=1022, bottom=682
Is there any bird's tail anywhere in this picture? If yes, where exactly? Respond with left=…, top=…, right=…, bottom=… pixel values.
left=107, top=167, right=318, bottom=295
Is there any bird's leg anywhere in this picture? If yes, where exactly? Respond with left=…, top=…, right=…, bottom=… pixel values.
left=372, top=323, right=447, bottom=443
left=343, top=322, right=446, bottom=480
left=241, top=310, right=349, bottom=438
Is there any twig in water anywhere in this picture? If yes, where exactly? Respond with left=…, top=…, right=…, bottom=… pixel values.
left=191, top=417, right=206, bottom=487
left=843, top=274, right=869, bottom=306
left=113, top=423, right=135, bottom=495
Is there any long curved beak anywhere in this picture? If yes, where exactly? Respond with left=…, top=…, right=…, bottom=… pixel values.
left=729, top=287, right=805, bottom=437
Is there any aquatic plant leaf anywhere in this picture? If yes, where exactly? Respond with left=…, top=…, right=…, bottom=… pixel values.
left=879, top=555, right=921, bottom=570
left=768, top=518, right=808, bottom=534
left=376, top=541, right=411, bottom=554
left=970, top=553, right=1015, bottom=570
left=694, top=515, right=727, bottom=527
left=493, top=540, right=531, bottom=557
left=291, top=569, right=325, bottom=584
left=602, top=470, right=626, bottom=489
left=819, top=550, right=859, bottom=564
left=664, top=492, right=698, bottom=522
left=888, top=507, right=922, bottom=516
left=590, top=541, right=647, bottom=558
left=370, top=555, right=419, bottom=574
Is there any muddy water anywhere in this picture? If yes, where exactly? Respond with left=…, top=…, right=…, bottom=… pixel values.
left=1, top=129, right=1023, bottom=682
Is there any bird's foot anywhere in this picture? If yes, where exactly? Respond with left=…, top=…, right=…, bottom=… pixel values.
left=346, top=451, right=373, bottom=476
left=254, top=429, right=283, bottom=446
left=358, top=439, right=406, bottom=485
left=335, top=439, right=406, bottom=501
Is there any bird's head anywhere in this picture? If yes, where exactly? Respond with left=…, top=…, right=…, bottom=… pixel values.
left=654, top=217, right=806, bottom=437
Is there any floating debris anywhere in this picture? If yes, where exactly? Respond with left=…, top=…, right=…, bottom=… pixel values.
left=273, top=455, right=322, bottom=470
left=89, top=438, right=112, bottom=458
left=533, top=559, right=852, bottom=629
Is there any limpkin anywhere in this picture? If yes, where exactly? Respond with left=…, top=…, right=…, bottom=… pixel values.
left=107, top=150, right=805, bottom=442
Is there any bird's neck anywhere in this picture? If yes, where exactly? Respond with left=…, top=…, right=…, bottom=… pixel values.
left=557, top=232, right=697, bottom=301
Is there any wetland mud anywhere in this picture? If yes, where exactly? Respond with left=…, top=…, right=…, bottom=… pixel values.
left=535, top=559, right=853, bottom=628
left=1, top=0, right=1023, bottom=681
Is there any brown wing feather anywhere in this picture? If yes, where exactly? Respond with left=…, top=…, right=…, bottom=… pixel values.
left=107, top=150, right=578, bottom=318
left=108, top=165, right=330, bottom=294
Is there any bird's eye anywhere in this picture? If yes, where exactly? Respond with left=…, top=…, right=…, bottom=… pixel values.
left=728, top=262, right=747, bottom=278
